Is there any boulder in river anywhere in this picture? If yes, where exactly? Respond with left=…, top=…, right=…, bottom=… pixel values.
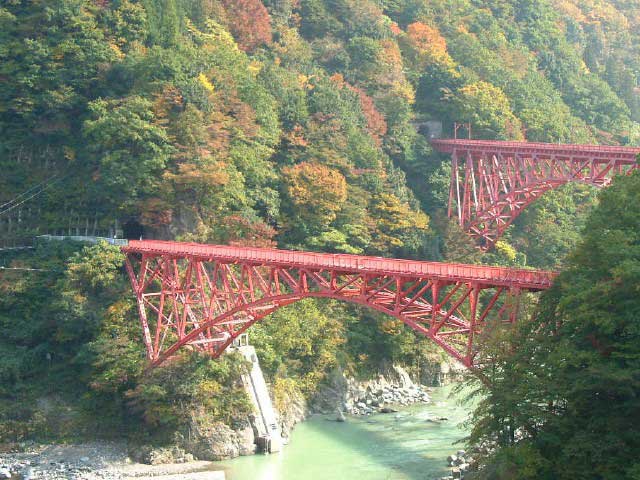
left=379, top=407, right=398, bottom=414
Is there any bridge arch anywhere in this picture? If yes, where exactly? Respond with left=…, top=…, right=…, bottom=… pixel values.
left=123, top=240, right=554, bottom=369
left=431, top=139, right=640, bottom=249
left=151, top=290, right=471, bottom=368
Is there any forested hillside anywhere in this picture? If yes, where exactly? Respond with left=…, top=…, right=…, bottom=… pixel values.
left=1, top=0, right=639, bottom=466
left=2, top=0, right=639, bottom=267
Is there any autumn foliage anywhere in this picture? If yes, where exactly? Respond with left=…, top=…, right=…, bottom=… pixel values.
left=283, top=162, right=348, bottom=227
left=219, top=215, right=277, bottom=248
left=405, top=22, right=451, bottom=67
left=221, top=0, right=272, bottom=51
left=4, top=0, right=640, bottom=466
left=353, top=87, right=387, bottom=145
left=329, top=75, right=387, bottom=145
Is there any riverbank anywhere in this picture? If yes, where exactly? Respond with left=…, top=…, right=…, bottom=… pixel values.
left=1, top=385, right=469, bottom=480
left=0, top=442, right=226, bottom=480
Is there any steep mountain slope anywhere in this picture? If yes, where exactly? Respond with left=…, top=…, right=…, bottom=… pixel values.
left=1, top=0, right=638, bottom=267
left=1, top=0, right=639, bottom=453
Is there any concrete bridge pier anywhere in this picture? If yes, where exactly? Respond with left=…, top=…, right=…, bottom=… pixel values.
left=232, top=336, right=283, bottom=454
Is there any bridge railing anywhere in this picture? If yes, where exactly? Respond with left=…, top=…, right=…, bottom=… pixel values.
left=430, top=139, right=640, bottom=161
left=123, top=240, right=555, bottom=289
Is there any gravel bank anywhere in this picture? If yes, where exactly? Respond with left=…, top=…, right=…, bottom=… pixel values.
left=0, top=442, right=225, bottom=480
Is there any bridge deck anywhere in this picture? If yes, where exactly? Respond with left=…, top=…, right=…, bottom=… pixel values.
left=123, top=240, right=556, bottom=290
left=431, top=139, right=640, bottom=162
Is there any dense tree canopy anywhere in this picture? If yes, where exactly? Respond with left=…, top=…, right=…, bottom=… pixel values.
left=3, top=0, right=639, bottom=267
left=466, top=172, right=640, bottom=479
left=1, top=0, right=640, bottom=463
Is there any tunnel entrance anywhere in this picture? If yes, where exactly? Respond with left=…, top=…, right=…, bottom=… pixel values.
left=123, top=219, right=144, bottom=240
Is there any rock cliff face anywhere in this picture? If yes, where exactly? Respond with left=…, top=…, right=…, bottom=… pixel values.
left=419, top=360, right=466, bottom=386
left=269, top=361, right=455, bottom=440
left=131, top=360, right=463, bottom=464
left=179, top=362, right=439, bottom=461
left=274, top=386, right=307, bottom=443
left=130, top=417, right=257, bottom=464
left=182, top=422, right=256, bottom=461
left=310, top=363, right=432, bottom=416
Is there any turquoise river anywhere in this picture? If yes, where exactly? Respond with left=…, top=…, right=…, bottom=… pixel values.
left=213, top=385, right=471, bottom=480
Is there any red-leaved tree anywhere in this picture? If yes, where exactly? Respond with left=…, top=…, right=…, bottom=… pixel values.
left=221, top=0, right=272, bottom=51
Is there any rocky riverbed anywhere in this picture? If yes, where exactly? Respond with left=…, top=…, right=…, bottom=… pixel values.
left=0, top=442, right=225, bottom=480
left=437, top=449, right=475, bottom=479
left=343, top=380, right=431, bottom=415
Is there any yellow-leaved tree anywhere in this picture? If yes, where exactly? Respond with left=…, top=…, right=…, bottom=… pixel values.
left=282, top=162, right=348, bottom=230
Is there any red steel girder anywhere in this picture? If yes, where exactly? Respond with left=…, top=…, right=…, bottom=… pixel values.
left=432, top=139, right=640, bottom=249
left=123, top=240, right=556, bottom=369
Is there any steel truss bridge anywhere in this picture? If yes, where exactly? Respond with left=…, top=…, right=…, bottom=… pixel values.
left=431, top=139, right=640, bottom=249
left=124, top=141, right=639, bottom=368
left=123, top=240, right=555, bottom=369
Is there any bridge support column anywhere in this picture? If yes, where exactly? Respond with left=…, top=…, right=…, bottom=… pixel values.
left=234, top=344, right=283, bottom=453
left=125, top=255, right=154, bottom=360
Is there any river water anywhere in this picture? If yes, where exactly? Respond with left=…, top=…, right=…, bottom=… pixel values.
left=215, top=385, right=470, bottom=480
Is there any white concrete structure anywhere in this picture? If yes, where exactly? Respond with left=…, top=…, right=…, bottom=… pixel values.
left=235, top=343, right=283, bottom=453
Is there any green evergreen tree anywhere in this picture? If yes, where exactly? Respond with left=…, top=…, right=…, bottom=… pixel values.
left=467, top=171, right=640, bottom=479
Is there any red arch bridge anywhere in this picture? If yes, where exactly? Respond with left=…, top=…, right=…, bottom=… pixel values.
left=431, top=139, right=640, bottom=249
left=123, top=240, right=555, bottom=369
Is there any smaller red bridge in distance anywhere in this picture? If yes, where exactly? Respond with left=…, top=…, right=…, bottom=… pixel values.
left=431, top=139, right=640, bottom=249
left=123, top=240, right=556, bottom=369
